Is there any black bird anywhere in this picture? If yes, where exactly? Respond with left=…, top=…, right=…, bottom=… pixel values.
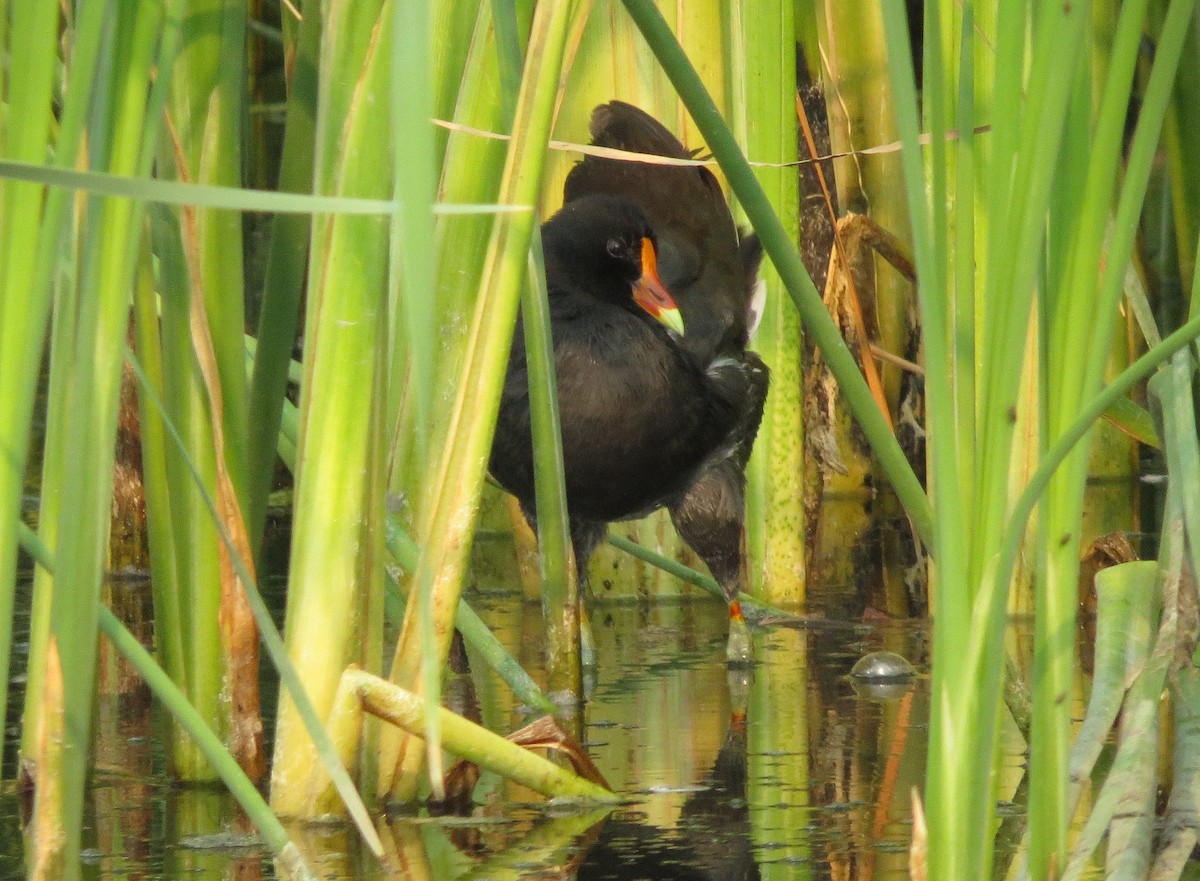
left=489, top=101, right=769, bottom=663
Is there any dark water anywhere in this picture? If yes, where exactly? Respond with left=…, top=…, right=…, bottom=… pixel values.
left=2, top=572, right=952, bottom=881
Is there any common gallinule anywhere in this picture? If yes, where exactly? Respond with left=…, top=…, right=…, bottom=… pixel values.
left=490, top=101, right=769, bottom=663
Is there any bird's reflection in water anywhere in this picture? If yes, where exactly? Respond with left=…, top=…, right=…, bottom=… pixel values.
left=574, top=717, right=758, bottom=881
left=442, top=670, right=760, bottom=881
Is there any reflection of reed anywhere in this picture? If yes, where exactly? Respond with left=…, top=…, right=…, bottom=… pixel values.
left=427, top=602, right=754, bottom=879
left=800, top=617, right=927, bottom=881
left=91, top=580, right=153, bottom=881
left=80, top=581, right=270, bottom=881
left=377, top=819, right=437, bottom=881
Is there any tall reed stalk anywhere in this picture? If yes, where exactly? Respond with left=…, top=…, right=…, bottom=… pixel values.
left=153, top=0, right=263, bottom=782
left=244, top=0, right=319, bottom=553
left=13, top=0, right=110, bottom=768
left=0, top=2, right=60, bottom=749
left=733, top=0, right=805, bottom=603
left=31, top=5, right=175, bottom=875
left=269, top=0, right=393, bottom=813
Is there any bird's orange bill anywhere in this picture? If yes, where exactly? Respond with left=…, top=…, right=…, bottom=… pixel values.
left=633, top=237, right=685, bottom=335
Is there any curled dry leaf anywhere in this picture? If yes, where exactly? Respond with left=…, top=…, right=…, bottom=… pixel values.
left=433, top=716, right=611, bottom=814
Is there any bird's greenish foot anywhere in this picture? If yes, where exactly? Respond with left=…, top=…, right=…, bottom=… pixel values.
left=725, top=607, right=753, bottom=666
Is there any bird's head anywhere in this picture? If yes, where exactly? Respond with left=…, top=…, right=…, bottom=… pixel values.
left=541, top=195, right=685, bottom=336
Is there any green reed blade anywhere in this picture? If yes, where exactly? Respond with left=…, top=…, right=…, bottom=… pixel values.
left=244, top=0, right=319, bottom=553
left=0, top=0, right=67, bottom=762
left=43, top=4, right=171, bottom=874
left=522, top=233, right=578, bottom=687
left=390, top=0, right=437, bottom=463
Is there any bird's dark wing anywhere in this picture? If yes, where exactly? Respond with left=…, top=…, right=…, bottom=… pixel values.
left=563, top=101, right=759, bottom=360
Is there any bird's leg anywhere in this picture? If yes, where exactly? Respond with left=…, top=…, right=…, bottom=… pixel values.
left=570, top=519, right=608, bottom=668
left=669, top=463, right=753, bottom=665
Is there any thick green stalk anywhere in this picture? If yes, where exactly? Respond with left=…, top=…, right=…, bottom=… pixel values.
left=153, top=0, right=259, bottom=782
left=16, top=0, right=119, bottom=762
left=491, top=0, right=525, bottom=120
left=150, top=202, right=227, bottom=780
left=389, top=0, right=437, bottom=463
left=167, top=0, right=251, bottom=504
left=200, top=1, right=251, bottom=508
left=950, top=6, right=978, bottom=508
left=244, top=0, right=319, bottom=551
left=131, top=239, right=187, bottom=716
left=431, top=0, right=500, bottom=169
left=41, top=5, right=168, bottom=874
left=391, top=0, right=448, bottom=787
left=619, top=0, right=933, bottom=548
left=385, top=0, right=579, bottom=801
left=0, top=0, right=60, bottom=752
left=271, top=0, right=393, bottom=816
left=878, top=11, right=981, bottom=874
left=733, top=0, right=805, bottom=603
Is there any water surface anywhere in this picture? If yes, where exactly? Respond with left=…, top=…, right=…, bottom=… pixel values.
left=4, top=575, right=951, bottom=880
